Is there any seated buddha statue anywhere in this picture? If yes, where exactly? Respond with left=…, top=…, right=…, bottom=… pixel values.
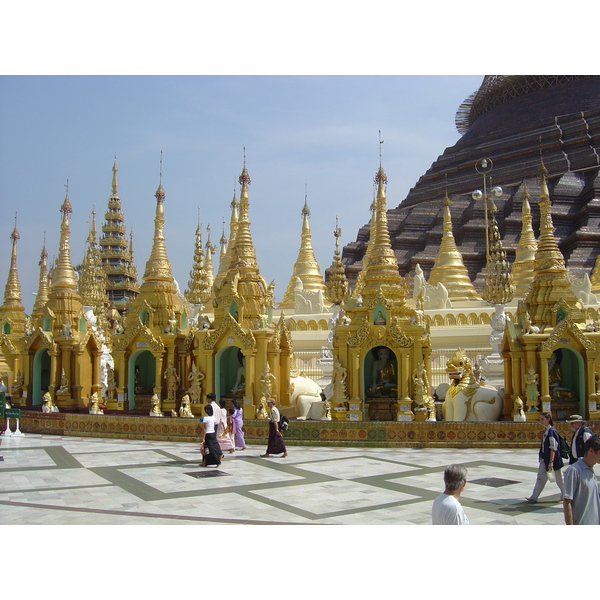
left=370, top=348, right=397, bottom=395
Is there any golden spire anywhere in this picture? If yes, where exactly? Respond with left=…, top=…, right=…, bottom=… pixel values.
left=215, top=152, right=273, bottom=327
left=525, top=157, right=583, bottom=325
left=141, top=157, right=175, bottom=287
left=1, top=215, right=24, bottom=310
left=482, top=191, right=514, bottom=304
left=352, top=194, right=376, bottom=299
left=78, top=207, right=108, bottom=309
left=204, top=224, right=216, bottom=290
left=279, top=189, right=327, bottom=308
left=230, top=154, right=259, bottom=276
left=214, top=184, right=239, bottom=289
left=99, top=159, right=139, bottom=308
left=32, top=241, right=50, bottom=318
left=512, top=183, right=538, bottom=299
left=428, top=191, right=483, bottom=302
left=360, top=154, right=407, bottom=302
left=325, top=216, right=349, bottom=305
left=51, top=183, right=79, bottom=291
left=185, top=214, right=211, bottom=305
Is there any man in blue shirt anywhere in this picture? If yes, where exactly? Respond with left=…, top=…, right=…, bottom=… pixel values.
left=563, top=434, right=600, bottom=525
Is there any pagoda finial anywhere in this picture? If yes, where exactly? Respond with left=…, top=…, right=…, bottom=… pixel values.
left=2, top=213, right=23, bottom=309
left=111, top=156, right=119, bottom=196
left=325, top=216, right=348, bottom=305
left=51, top=182, right=78, bottom=291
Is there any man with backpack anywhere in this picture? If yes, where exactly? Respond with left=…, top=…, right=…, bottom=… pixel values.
left=567, top=414, right=594, bottom=464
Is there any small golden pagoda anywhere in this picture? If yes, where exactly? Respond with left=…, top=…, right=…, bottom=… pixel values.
left=332, top=160, right=431, bottom=422
left=213, top=188, right=239, bottom=291
left=511, top=183, right=538, bottom=300
left=325, top=216, right=349, bottom=306
left=503, top=160, right=600, bottom=421
left=279, top=196, right=328, bottom=309
left=109, top=173, right=187, bottom=414
left=78, top=208, right=109, bottom=314
left=184, top=218, right=212, bottom=306
left=23, top=189, right=103, bottom=409
left=186, top=159, right=292, bottom=418
left=0, top=219, right=26, bottom=392
left=99, top=160, right=139, bottom=309
left=427, top=192, right=482, bottom=302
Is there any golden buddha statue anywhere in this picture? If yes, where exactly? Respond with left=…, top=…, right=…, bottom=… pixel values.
left=370, top=347, right=397, bottom=396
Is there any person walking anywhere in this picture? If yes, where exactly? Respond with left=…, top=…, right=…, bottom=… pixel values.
left=231, top=398, right=247, bottom=450
left=261, top=399, right=287, bottom=458
left=432, top=464, right=470, bottom=525
left=566, top=414, right=594, bottom=464
left=526, top=412, right=564, bottom=503
left=216, top=399, right=235, bottom=453
left=200, top=404, right=223, bottom=468
left=562, top=433, right=600, bottom=525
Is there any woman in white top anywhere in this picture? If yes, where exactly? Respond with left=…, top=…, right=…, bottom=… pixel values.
left=201, top=404, right=223, bottom=467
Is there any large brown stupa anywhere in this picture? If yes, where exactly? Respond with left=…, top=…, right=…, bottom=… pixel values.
left=341, top=76, right=600, bottom=292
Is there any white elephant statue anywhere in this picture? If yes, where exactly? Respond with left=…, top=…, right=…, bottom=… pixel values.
left=289, top=374, right=324, bottom=420
left=443, top=348, right=503, bottom=422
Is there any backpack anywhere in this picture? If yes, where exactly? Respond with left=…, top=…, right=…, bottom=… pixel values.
left=559, top=434, right=570, bottom=459
left=279, top=414, right=289, bottom=432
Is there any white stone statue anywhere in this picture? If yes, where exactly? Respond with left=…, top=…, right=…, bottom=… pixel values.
left=289, top=373, right=323, bottom=420
left=413, top=264, right=452, bottom=310
left=443, top=348, right=503, bottom=422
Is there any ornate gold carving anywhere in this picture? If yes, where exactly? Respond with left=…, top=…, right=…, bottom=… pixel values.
left=203, top=313, right=255, bottom=350
left=540, top=317, right=595, bottom=352
left=112, top=321, right=164, bottom=353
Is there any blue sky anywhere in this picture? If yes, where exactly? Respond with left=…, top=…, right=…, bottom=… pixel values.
left=0, top=75, right=484, bottom=311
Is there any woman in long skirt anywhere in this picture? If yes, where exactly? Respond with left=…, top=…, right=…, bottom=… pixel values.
left=216, top=399, right=235, bottom=453
left=232, top=398, right=247, bottom=450
left=261, top=399, right=287, bottom=458
left=201, top=404, right=224, bottom=467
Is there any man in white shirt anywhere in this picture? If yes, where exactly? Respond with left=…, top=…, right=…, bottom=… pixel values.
left=432, top=464, right=470, bottom=525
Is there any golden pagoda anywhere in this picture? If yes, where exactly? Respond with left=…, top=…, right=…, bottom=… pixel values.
left=214, top=187, right=239, bottom=291
left=186, top=158, right=292, bottom=417
left=78, top=208, right=109, bottom=313
left=427, top=192, right=482, bottom=302
left=184, top=218, right=211, bottom=306
left=30, top=243, right=50, bottom=327
left=511, top=183, right=537, bottom=300
left=279, top=196, right=328, bottom=309
left=110, top=171, right=188, bottom=414
left=332, top=159, right=431, bottom=422
left=0, top=218, right=26, bottom=391
left=502, top=159, right=600, bottom=422
left=99, top=160, right=139, bottom=309
left=204, top=224, right=216, bottom=292
left=23, top=188, right=103, bottom=409
left=325, top=216, right=349, bottom=306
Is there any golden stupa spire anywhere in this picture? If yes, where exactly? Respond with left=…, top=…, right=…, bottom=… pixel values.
left=215, top=150, right=273, bottom=327
left=185, top=212, right=211, bottom=305
left=325, top=216, right=349, bottom=305
left=204, top=224, right=216, bottom=290
left=428, top=190, right=483, bottom=302
left=78, top=207, right=108, bottom=309
left=512, top=183, right=538, bottom=299
left=141, top=153, right=175, bottom=286
left=2, top=215, right=24, bottom=310
left=482, top=187, right=514, bottom=304
left=214, top=182, right=239, bottom=288
left=279, top=187, right=327, bottom=308
left=51, top=181, right=79, bottom=291
left=32, top=239, right=50, bottom=319
left=360, top=138, right=406, bottom=302
left=525, top=155, right=583, bottom=325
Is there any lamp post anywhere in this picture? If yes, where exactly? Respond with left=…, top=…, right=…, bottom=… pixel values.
left=471, top=158, right=513, bottom=387
left=472, top=158, right=503, bottom=297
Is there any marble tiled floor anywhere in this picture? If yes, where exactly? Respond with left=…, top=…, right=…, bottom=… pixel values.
left=0, top=432, right=576, bottom=526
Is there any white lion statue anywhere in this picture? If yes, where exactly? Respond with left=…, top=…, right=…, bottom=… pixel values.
left=289, top=374, right=324, bottom=420
left=443, top=348, right=503, bottom=422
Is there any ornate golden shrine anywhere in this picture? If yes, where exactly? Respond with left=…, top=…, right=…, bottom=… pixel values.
left=330, top=162, right=432, bottom=422
left=502, top=161, right=600, bottom=422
